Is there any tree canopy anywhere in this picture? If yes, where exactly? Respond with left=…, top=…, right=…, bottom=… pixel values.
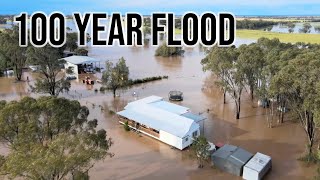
left=155, top=43, right=184, bottom=57
left=0, top=26, right=27, bottom=81
left=102, top=57, right=129, bottom=98
left=203, top=37, right=320, bottom=157
left=27, top=45, right=71, bottom=96
left=191, top=136, right=210, bottom=168
left=0, top=97, right=113, bottom=179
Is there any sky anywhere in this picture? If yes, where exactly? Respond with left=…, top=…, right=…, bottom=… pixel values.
left=0, top=0, right=320, bottom=16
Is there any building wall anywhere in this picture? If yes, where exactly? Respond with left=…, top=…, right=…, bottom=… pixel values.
left=159, top=130, right=183, bottom=150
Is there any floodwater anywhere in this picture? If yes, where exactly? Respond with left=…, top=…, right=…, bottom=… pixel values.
left=270, top=22, right=320, bottom=34
left=0, top=37, right=316, bottom=179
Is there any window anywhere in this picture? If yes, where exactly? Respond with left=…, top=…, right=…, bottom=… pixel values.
left=185, top=137, right=189, bottom=142
left=192, top=131, right=198, bottom=138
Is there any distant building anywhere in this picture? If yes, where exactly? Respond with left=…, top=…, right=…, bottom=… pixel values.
left=117, top=96, right=205, bottom=150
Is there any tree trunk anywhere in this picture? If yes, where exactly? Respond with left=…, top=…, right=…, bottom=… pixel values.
left=250, top=85, right=254, bottom=101
left=223, top=90, right=226, bottom=104
left=113, top=89, right=116, bottom=98
left=306, top=111, right=315, bottom=155
left=236, top=96, right=241, bottom=119
left=15, top=64, right=22, bottom=81
left=236, top=111, right=240, bottom=119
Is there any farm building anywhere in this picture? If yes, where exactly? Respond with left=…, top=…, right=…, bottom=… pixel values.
left=211, top=144, right=253, bottom=176
left=62, top=56, right=101, bottom=79
left=242, top=152, right=272, bottom=180
left=117, top=96, right=205, bottom=150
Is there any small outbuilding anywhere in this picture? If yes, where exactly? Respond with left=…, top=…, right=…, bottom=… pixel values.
left=62, top=56, right=101, bottom=79
left=242, top=152, right=272, bottom=180
left=211, top=144, right=253, bottom=176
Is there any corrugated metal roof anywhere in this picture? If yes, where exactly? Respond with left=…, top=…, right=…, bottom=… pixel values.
left=181, top=112, right=206, bottom=123
left=117, top=96, right=200, bottom=138
left=244, top=152, right=271, bottom=172
left=62, top=56, right=100, bottom=65
left=212, top=144, right=253, bottom=167
left=150, top=101, right=189, bottom=115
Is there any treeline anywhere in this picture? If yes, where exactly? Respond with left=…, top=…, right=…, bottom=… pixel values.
left=236, top=19, right=277, bottom=30
left=128, top=76, right=168, bottom=85
left=202, top=38, right=320, bottom=161
left=100, top=75, right=169, bottom=92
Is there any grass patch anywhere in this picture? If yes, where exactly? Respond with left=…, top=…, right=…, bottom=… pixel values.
left=237, top=30, right=320, bottom=44
left=298, top=151, right=319, bottom=164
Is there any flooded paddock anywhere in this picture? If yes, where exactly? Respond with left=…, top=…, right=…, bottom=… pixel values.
left=0, top=39, right=315, bottom=180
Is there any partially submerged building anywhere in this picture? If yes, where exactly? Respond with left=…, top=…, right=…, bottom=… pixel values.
left=211, top=144, right=253, bottom=176
left=117, top=96, right=205, bottom=150
left=62, top=56, right=101, bottom=79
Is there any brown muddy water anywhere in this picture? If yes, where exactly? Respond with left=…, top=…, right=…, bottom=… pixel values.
left=0, top=40, right=315, bottom=180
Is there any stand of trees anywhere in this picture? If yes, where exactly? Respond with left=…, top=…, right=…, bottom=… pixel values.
left=202, top=38, right=320, bottom=157
left=0, top=26, right=27, bottom=81
left=155, top=43, right=184, bottom=57
left=0, top=97, right=113, bottom=179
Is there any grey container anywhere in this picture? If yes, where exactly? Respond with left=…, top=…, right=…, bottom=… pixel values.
left=211, top=144, right=253, bottom=176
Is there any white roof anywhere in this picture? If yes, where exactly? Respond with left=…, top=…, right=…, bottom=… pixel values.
left=125, top=95, right=189, bottom=115
left=117, top=96, right=200, bottom=138
left=244, top=152, right=271, bottom=172
left=62, top=56, right=100, bottom=65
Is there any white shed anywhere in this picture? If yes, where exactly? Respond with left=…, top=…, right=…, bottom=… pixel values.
left=242, top=152, right=272, bottom=180
left=62, top=56, right=101, bottom=79
left=117, top=96, right=204, bottom=150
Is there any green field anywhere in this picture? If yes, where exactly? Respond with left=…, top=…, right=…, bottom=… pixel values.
left=237, top=30, right=320, bottom=44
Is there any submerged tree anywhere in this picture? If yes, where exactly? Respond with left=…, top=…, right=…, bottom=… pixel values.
left=287, top=22, right=296, bottom=33
left=191, top=136, right=210, bottom=168
left=270, top=52, right=320, bottom=156
left=202, top=46, right=245, bottom=119
left=0, top=97, right=113, bottom=179
left=299, top=23, right=312, bottom=33
left=102, top=57, right=129, bottom=98
left=155, top=42, right=184, bottom=57
left=0, top=26, right=27, bottom=81
left=237, top=44, right=265, bottom=101
left=27, top=45, right=71, bottom=96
